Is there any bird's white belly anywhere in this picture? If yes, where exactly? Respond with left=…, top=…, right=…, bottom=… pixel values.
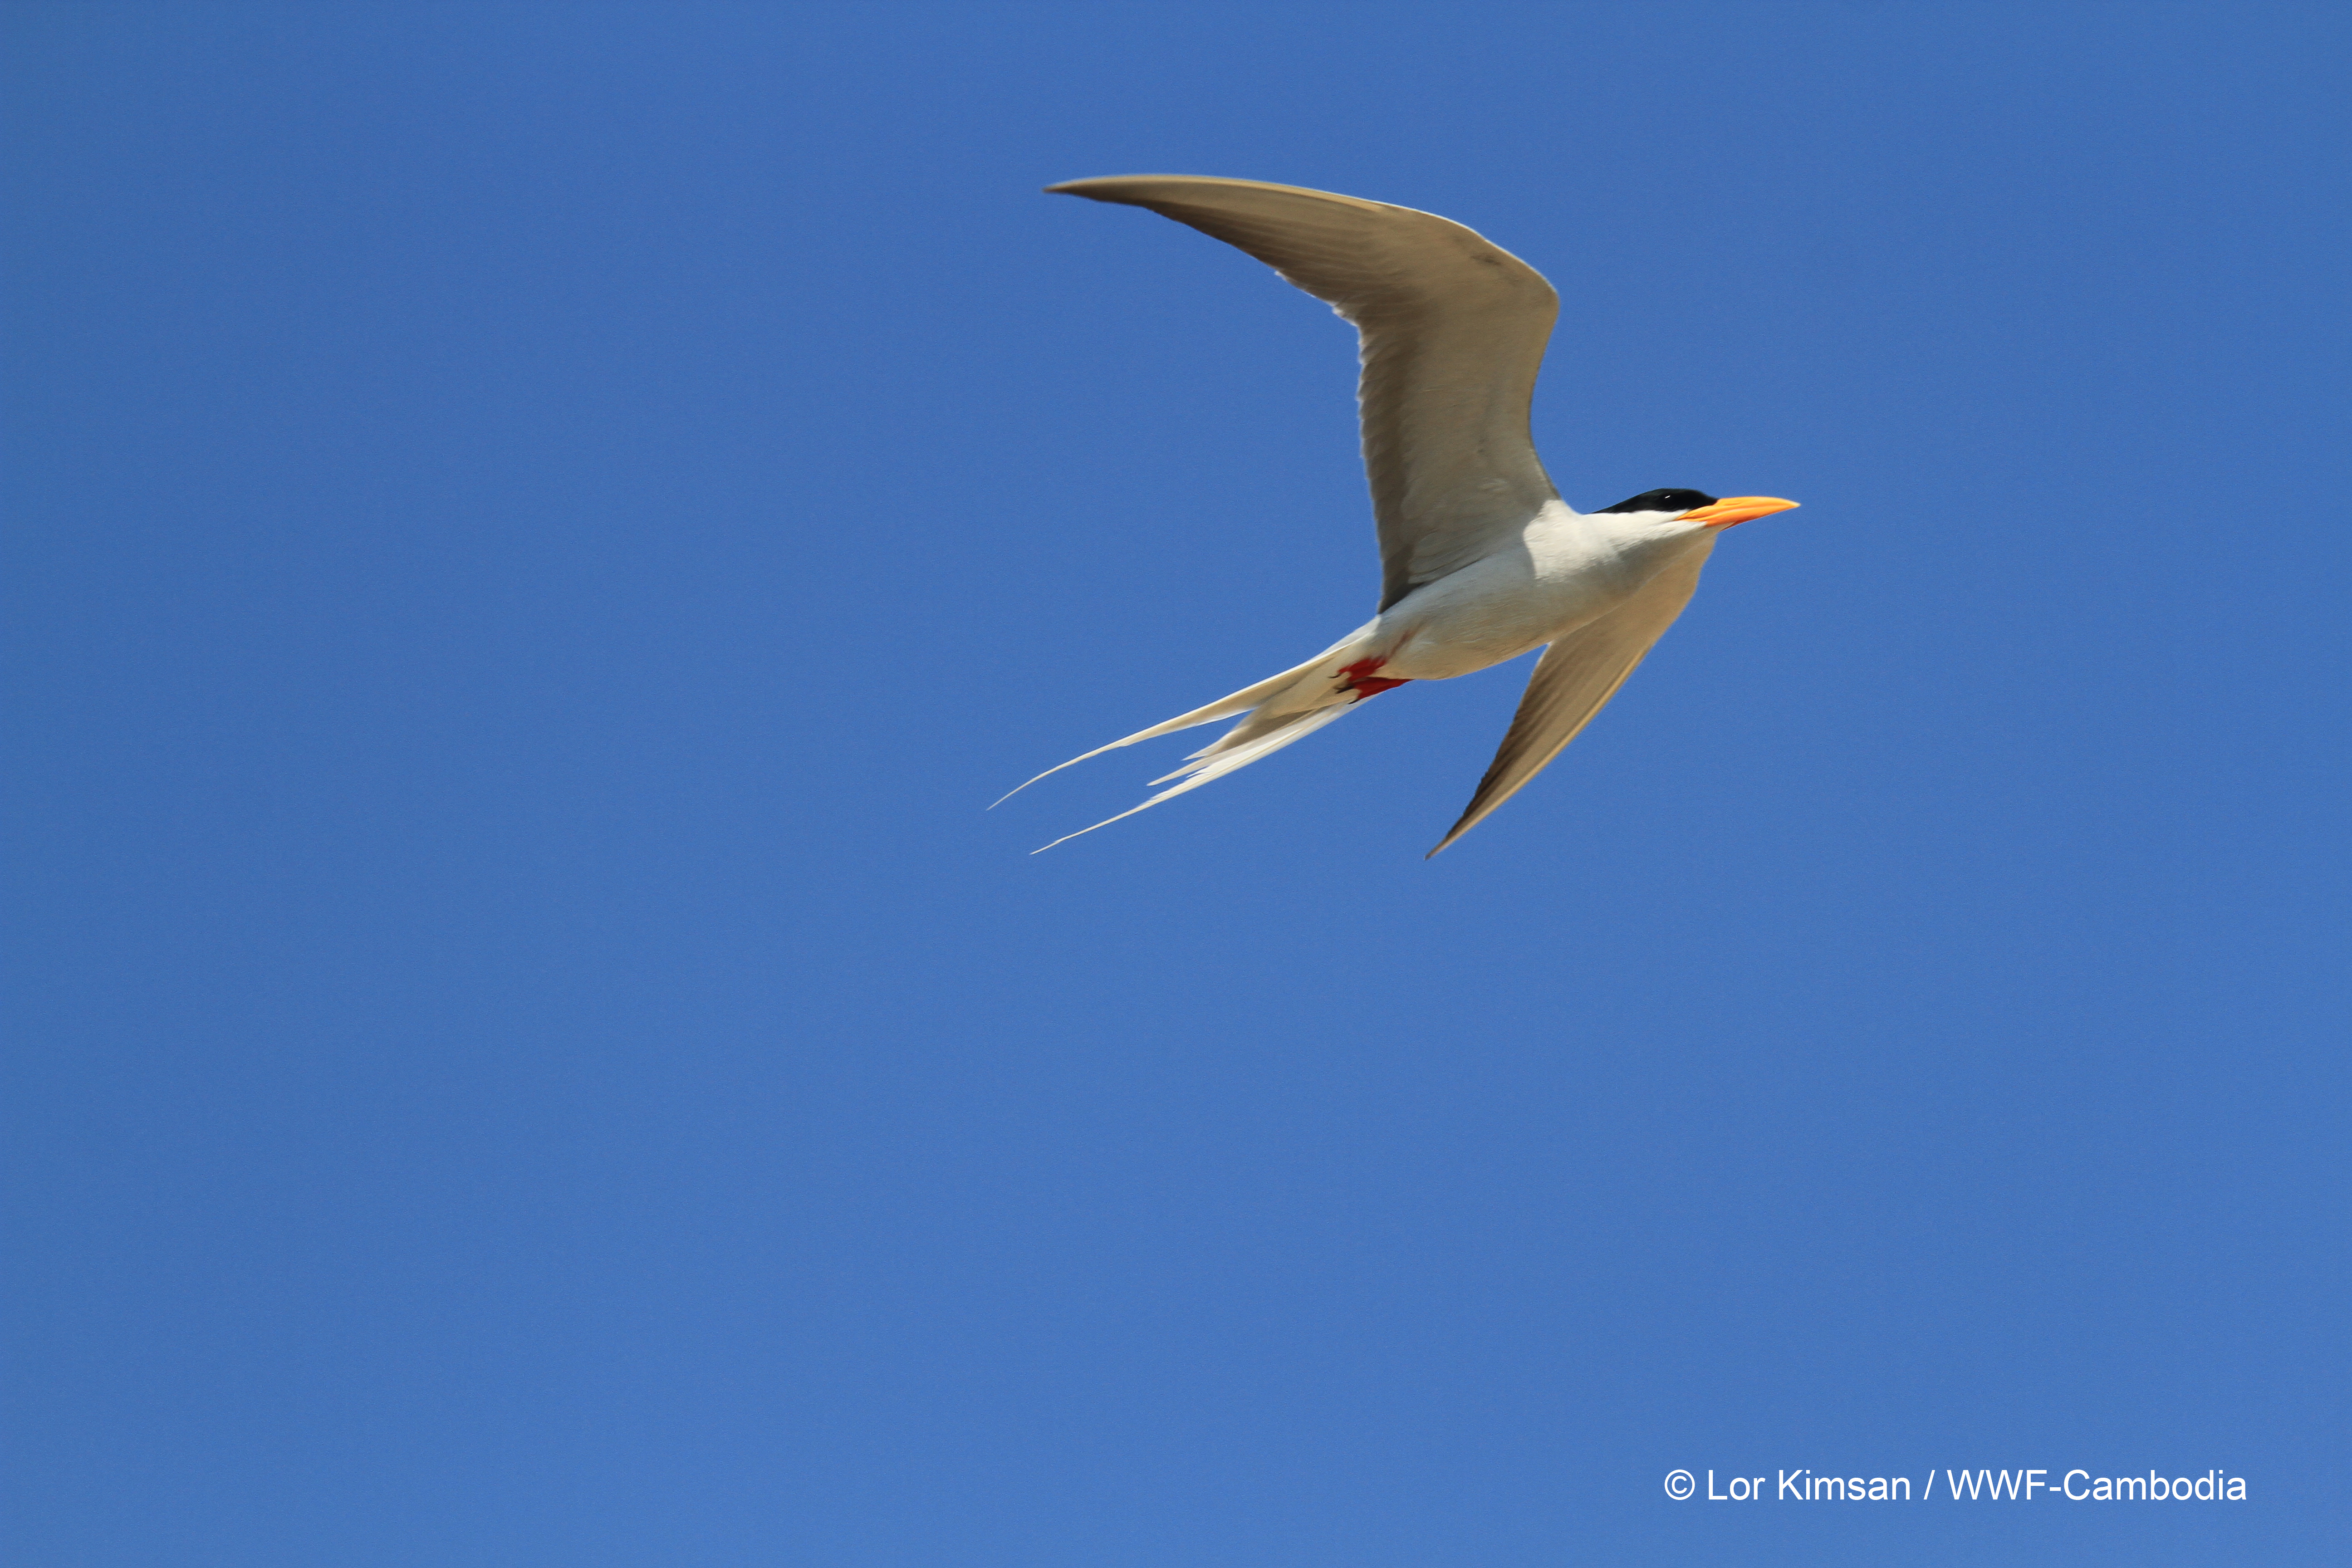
left=1375, top=524, right=1707, bottom=681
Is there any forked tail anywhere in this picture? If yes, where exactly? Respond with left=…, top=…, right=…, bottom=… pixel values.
left=995, top=622, right=1398, bottom=851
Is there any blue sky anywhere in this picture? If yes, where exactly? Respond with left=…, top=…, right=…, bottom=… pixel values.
left=6, top=4, right=2347, bottom=1564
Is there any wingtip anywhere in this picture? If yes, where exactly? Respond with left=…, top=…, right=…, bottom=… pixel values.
left=1424, top=810, right=1479, bottom=858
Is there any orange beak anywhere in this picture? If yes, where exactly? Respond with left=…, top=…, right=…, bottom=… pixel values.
left=1680, top=496, right=1800, bottom=529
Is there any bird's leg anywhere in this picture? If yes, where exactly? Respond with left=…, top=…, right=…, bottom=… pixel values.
left=1336, top=656, right=1411, bottom=701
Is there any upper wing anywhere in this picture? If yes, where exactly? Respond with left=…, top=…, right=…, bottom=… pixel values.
left=1426, top=545, right=1714, bottom=857
left=1049, top=176, right=1562, bottom=612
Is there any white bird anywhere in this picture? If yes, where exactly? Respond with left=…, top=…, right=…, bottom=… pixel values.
left=1008, top=176, right=1797, bottom=856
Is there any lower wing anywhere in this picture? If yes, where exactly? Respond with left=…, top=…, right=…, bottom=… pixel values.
left=1427, top=546, right=1713, bottom=856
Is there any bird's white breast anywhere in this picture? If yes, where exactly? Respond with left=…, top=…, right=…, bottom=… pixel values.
left=1375, top=501, right=1711, bottom=681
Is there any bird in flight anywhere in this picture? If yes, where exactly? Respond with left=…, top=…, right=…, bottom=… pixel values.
left=1005, top=176, right=1797, bottom=855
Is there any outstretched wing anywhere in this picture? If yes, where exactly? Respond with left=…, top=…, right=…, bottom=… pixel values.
left=1427, top=546, right=1714, bottom=857
left=1049, top=175, right=1562, bottom=612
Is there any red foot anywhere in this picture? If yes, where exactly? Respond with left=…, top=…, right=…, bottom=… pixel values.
left=1337, top=656, right=1411, bottom=701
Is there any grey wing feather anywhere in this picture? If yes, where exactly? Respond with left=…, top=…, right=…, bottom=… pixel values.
left=1426, top=548, right=1713, bottom=857
left=1048, top=175, right=1562, bottom=611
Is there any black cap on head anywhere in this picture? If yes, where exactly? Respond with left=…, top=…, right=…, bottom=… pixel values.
left=1597, top=489, right=1718, bottom=514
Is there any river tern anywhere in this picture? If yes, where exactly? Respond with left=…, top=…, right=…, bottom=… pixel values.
left=1008, top=176, right=1796, bottom=855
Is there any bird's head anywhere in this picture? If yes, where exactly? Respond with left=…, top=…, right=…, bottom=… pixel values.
left=1597, top=489, right=1800, bottom=529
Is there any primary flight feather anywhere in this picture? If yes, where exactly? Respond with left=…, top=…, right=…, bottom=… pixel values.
left=1008, top=176, right=1796, bottom=855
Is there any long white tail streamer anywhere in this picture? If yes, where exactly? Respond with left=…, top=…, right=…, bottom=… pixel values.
left=1030, top=702, right=1359, bottom=853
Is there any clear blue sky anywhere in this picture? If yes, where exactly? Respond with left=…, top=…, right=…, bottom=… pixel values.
left=7, top=5, right=2347, bottom=1564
